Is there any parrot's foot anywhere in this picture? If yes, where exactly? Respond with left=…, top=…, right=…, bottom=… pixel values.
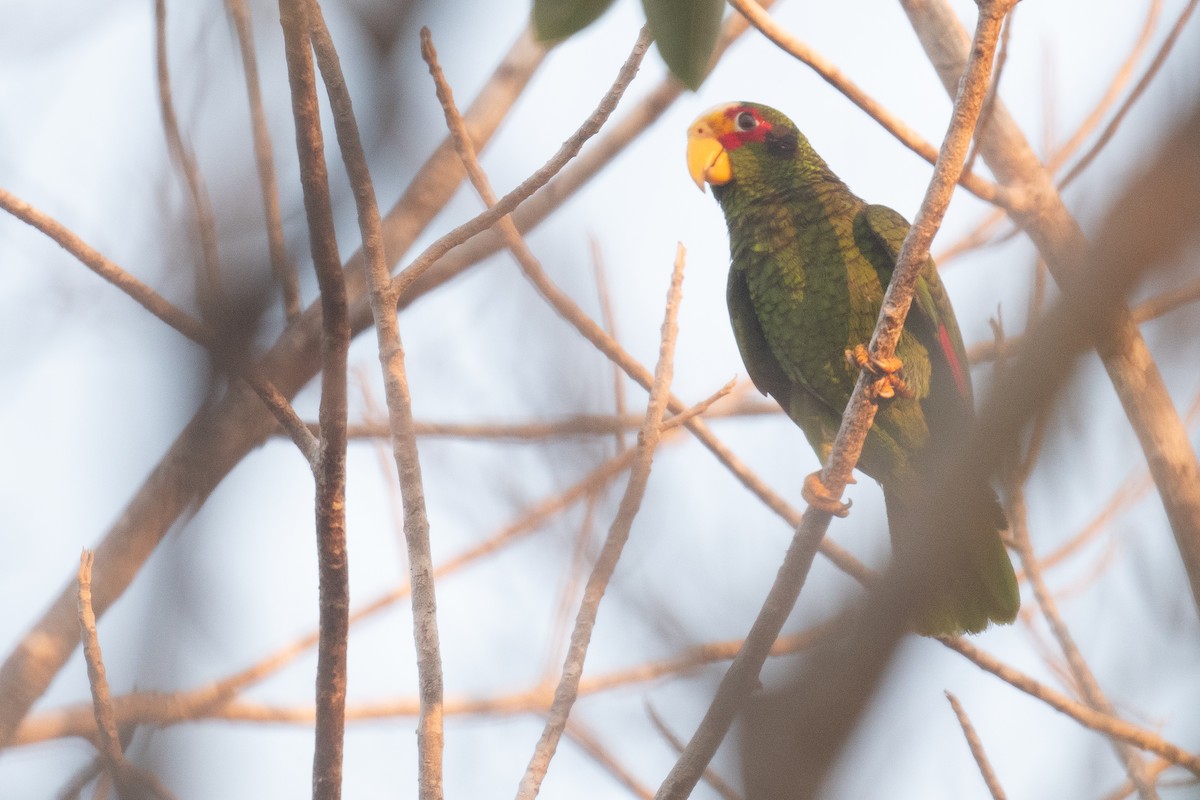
left=803, top=471, right=851, bottom=517
left=846, top=345, right=915, bottom=400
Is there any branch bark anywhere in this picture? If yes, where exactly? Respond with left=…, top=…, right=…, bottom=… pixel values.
left=310, top=7, right=445, bottom=797
left=277, top=1, right=352, bottom=796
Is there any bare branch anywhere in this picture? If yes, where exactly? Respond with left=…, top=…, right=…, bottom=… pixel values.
left=155, top=0, right=222, bottom=314
left=332, top=396, right=775, bottom=443
left=225, top=0, right=301, bottom=319
left=1046, top=0, right=1163, bottom=172
left=516, top=244, right=687, bottom=799
left=0, top=186, right=319, bottom=460
left=944, top=637, right=1200, bottom=776
left=78, top=551, right=178, bottom=800
left=564, top=721, right=655, bottom=800
left=645, top=704, right=744, bottom=800
left=277, top=1, right=352, bottom=796
left=1058, top=0, right=1200, bottom=189
left=0, top=187, right=210, bottom=346
left=77, top=552, right=123, bottom=777
left=391, top=27, right=653, bottom=300
left=590, top=237, right=629, bottom=452
left=15, top=619, right=836, bottom=747
left=945, top=692, right=1008, bottom=800
left=313, top=10, right=445, bottom=797
left=1006, top=476, right=1159, bottom=797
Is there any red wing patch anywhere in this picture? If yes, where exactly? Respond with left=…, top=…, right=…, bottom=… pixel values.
left=939, top=323, right=969, bottom=398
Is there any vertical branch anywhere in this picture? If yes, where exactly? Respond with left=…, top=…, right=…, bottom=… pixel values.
left=517, top=245, right=688, bottom=800
left=307, top=9, right=444, bottom=798
left=154, top=0, right=223, bottom=314
left=277, top=1, right=351, bottom=798
left=225, top=0, right=302, bottom=320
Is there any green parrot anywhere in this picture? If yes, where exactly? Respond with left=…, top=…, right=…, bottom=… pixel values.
left=686, top=102, right=1019, bottom=635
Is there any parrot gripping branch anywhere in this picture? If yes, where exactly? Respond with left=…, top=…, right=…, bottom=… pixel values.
left=657, top=2, right=1019, bottom=797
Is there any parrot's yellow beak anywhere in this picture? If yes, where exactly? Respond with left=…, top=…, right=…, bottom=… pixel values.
left=687, top=116, right=732, bottom=191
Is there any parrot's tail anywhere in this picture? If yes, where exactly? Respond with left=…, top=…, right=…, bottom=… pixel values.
left=883, top=485, right=1020, bottom=636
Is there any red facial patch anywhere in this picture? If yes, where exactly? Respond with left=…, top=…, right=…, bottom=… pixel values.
left=717, top=106, right=773, bottom=150
left=938, top=323, right=969, bottom=398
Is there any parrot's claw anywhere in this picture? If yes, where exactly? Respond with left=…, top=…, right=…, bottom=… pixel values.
left=803, top=471, right=851, bottom=517
left=846, top=345, right=915, bottom=400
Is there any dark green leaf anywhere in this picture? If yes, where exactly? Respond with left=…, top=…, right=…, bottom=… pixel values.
left=532, top=0, right=619, bottom=42
left=641, top=0, right=724, bottom=90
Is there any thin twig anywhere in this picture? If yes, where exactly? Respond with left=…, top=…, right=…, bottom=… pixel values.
left=590, top=237, right=629, bottom=452
left=391, top=27, right=653, bottom=300
left=933, top=0, right=1164, bottom=267
left=155, top=0, right=222, bottom=314
left=1037, top=388, right=1200, bottom=573
left=78, top=551, right=179, bottom=799
left=225, top=0, right=300, bottom=320
left=78, top=552, right=124, bottom=778
left=543, top=493, right=601, bottom=678
left=645, top=703, right=744, bottom=800
left=944, top=637, right=1200, bottom=775
left=0, top=186, right=319, bottom=460
left=1058, top=0, right=1200, bottom=190
left=1133, top=275, right=1200, bottom=325
left=13, top=406, right=734, bottom=750
left=331, top=396, right=776, bottom=442
left=17, top=618, right=836, bottom=746
left=0, top=187, right=210, bottom=345
left=1046, top=0, right=1162, bottom=173
left=278, top=1, right=352, bottom=797
left=563, top=721, right=655, bottom=800
left=970, top=272, right=1200, bottom=365
left=355, top=369, right=411, bottom=558
left=516, top=244, right=687, bottom=800
left=945, top=692, right=1008, bottom=800
left=1006, top=477, right=1160, bottom=797
left=1102, top=760, right=1186, bottom=800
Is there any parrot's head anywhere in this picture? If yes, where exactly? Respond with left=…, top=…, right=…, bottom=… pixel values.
left=686, top=102, right=802, bottom=197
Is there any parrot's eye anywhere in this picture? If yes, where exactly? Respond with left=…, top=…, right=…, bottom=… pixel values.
left=735, top=111, right=758, bottom=131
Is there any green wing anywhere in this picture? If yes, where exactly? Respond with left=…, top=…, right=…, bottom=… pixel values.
left=726, top=265, right=793, bottom=401
left=854, top=204, right=974, bottom=406
left=727, top=266, right=844, bottom=459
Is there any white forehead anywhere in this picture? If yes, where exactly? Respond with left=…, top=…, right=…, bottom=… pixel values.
left=689, top=102, right=740, bottom=126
